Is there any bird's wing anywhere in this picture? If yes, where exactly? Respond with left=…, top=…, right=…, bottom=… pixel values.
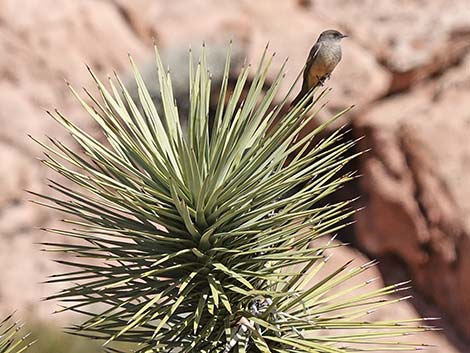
left=301, top=42, right=322, bottom=92
left=291, top=42, right=322, bottom=107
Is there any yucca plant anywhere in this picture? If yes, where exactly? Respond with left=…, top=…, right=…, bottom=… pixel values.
left=32, top=44, right=432, bottom=352
left=0, top=315, right=33, bottom=353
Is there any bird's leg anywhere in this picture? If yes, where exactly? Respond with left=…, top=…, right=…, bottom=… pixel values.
left=316, top=74, right=330, bottom=87
left=318, top=74, right=331, bottom=87
left=315, top=75, right=325, bottom=86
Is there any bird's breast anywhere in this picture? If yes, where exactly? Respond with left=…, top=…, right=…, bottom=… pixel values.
left=307, top=44, right=342, bottom=87
left=317, top=44, right=342, bottom=72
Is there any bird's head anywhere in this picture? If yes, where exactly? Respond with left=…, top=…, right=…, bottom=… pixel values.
left=318, top=29, right=348, bottom=42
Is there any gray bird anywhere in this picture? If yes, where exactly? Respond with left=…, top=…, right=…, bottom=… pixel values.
left=292, top=29, right=347, bottom=106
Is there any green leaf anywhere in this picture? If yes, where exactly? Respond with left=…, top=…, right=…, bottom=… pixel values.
left=0, top=315, right=34, bottom=353
left=33, top=42, right=427, bottom=352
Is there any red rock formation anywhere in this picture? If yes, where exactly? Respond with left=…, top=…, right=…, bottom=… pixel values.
left=355, top=53, right=470, bottom=338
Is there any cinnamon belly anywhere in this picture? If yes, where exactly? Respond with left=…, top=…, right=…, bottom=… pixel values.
left=306, top=52, right=339, bottom=88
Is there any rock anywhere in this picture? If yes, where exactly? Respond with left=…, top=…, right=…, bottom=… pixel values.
left=296, top=0, right=313, bottom=10
left=0, top=229, right=53, bottom=318
left=113, top=0, right=250, bottom=48
left=0, top=0, right=149, bottom=153
left=0, top=143, right=48, bottom=236
left=354, top=52, right=470, bottom=338
left=109, top=0, right=159, bottom=42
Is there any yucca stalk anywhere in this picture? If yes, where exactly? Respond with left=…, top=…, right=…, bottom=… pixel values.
left=32, top=44, right=431, bottom=352
left=0, top=315, right=33, bottom=353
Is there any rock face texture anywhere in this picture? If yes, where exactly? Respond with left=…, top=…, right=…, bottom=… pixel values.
left=0, top=0, right=469, bottom=351
left=355, top=54, right=470, bottom=339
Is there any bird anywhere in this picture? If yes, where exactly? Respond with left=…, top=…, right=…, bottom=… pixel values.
left=291, top=29, right=347, bottom=106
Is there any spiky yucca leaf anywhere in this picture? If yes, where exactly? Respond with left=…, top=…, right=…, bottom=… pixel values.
left=0, top=315, right=33, bottom=353
left=33, top=44, right=431, bottom=352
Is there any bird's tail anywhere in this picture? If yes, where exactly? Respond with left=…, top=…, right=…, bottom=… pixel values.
left=290, top=89, right=305, bottom=107
left=290, top=89, right=313, bottom=108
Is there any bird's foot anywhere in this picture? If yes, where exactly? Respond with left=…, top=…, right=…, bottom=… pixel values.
left=316, top=74, right=331, bottom=87
left=317, top=76, right=326, bottom=86
left=316, top=75, right=325, bottom=86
